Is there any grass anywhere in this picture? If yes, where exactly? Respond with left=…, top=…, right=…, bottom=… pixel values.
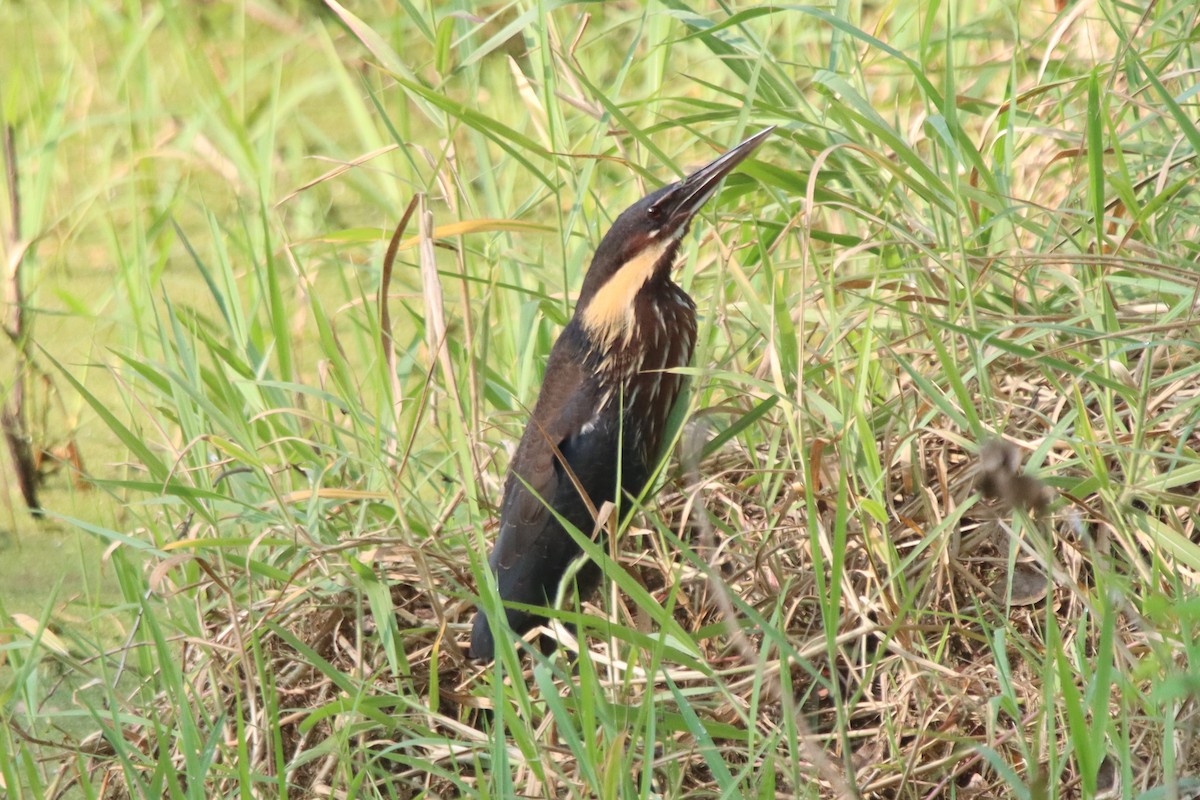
left=2, top=0, right=1200, bottom=797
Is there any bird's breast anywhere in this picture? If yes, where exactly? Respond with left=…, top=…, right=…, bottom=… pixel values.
left=589, top=283, right=697, bottom=460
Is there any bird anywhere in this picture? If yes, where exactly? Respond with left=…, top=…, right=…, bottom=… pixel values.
left=470, top=127, right=774, bottom=661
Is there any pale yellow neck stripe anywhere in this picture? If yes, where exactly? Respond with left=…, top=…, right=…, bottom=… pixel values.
left=580, top=240, right=670, bottom=345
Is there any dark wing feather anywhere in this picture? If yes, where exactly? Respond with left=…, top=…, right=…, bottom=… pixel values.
left=495, top=336, right=598, bottom=565
left=471, top=325, right=611, bottom=658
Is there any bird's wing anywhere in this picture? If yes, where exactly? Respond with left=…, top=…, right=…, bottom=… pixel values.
left=491, top=337, right=601, bottom=573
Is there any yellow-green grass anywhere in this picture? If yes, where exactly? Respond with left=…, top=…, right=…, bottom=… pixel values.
left=2, top=1, right=1199, bottom=797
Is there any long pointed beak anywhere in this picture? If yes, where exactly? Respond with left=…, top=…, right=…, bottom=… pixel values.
left=650, top=126, right=774, bottom=232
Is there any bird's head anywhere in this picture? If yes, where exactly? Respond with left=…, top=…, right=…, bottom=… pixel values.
left=577, top=127, right=774, bottom=344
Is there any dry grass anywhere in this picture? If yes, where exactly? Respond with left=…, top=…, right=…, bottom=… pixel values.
left=65, top=335, right=1200, bottom=797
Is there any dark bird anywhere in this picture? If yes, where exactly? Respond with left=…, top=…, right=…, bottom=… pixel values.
left=470, top=128, right=773, bottom=660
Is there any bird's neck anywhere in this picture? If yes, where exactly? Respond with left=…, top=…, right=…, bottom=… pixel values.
left=583, top=280, right=697, bottom=460
left=586, top=278, right=696, bottom=391
left=578, top=238, right=685, bottom=347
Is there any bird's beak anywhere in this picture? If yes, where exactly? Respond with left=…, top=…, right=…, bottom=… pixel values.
left=650, top=126, right=774, bottom=234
